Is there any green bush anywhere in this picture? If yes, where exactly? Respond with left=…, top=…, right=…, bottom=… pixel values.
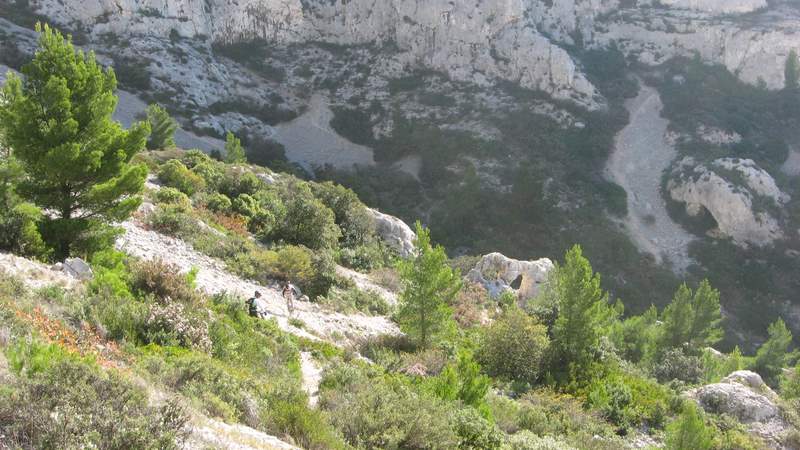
left=147, top=204, right=196, bottom=235
left=0, top=202, right=49, bottom=259
left=131, top=259, right=202, bottom=306
left=585, top=370, right=672, bottom=432
left=154, top=186, right=192, bottom=209
left=651, top=348, right=704, bottom=384
left=191, top=161, right=225, bottom=190
left=1, top=342, right=187, bottom=449
left=143, top=301, right=212, bottom=352
left=507, top=432, right=575, bottom=450
left=206, top=192, right=233, bottom=213
left=320, top=364, right=459, bottom=449
left=219, top=168, right=262, bottom=198
left=476, top=305, right=549, bottom=385
left=158, top=159, right=206, bottom=196
left=319, top=286, right=391, bottom=316
left=277, top=182, right=340, bottom=251
left=452, top=407, right=506, bottom=449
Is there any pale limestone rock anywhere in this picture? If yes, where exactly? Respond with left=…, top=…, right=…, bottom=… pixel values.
left=594, top=8, right=800, bottom=90
left=367, top=209, right=416, bottom=258
left=668, top=157, right=784, bottom=247
left=714, top=158, right=790, bottom=205
left=697, top=125, right=742, bottom=146
left=62, top=258, right=94, bottom=281
left=466, top=252, right=554, bottom=301
left=31, top=0, right=600, bottom=108
left=659, top=0, right=766, bottom=14
left=687, top=371, right=790, bottom=448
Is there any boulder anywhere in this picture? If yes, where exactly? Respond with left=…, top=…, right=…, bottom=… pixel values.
left=367, top=209, right=416, bottom=258
left=62, top=257, right=94, bottom=280
left=466, top=253, right=554, bottom=301
left=687, top=370, right=790, bottom=448
left=667, top=157, right=785, bottom=247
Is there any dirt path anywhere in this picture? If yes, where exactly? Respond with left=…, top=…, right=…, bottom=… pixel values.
left=116, top=221, right=399, bottom=344
left=300, top=352, right=322, bottom=408
left=605, top=85, right=694, bottom=272
left=270, top=94, right=375, bottom=173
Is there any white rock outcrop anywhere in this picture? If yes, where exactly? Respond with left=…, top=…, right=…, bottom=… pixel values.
left=31, top=0, right=600, bottom=107
left=687, top=371, right=790, bottom=448
left=668, top=157, right=785, bottom=247
left=466, top=252, right=554, bottom=301
left=659, top=0, right=767, bottom=15
left=367, top=209, right=416, bottom=258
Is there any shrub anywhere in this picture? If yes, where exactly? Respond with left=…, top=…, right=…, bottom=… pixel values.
left=0, top=202, right=49, bottom=258
left=278, top=182, right=340, bottom=251
left=320, top=365, right=459, bottom=449
left=319, top=286, right=390, bottom=316
left=153, top=186, right=192, bottom=209
left=585, top=370, right=672, bottom=431
left=652, top=348, right=704, bottom=384
left=191, top=160, right=225, bottom=190
left=144, top=302, right=212, bottom=352
left=507, top=432, right=575, bottom=450
left=206, top=192, right=232, bottom=213
left=665, top=403, right=714, bottom=450
left=158, top=159, right=206, bottom=196
left=337, top=242, right=389, bottom=272
left=452, top=407, right=506, bottom=449
left=218, top=168, right=262, bottom=198
left=131, top=259, right=202, bottom=306
left=476, top=305, right=549, bottom=385
left=514, top=390, right=614, bottom=439
left=0, top=342, right=187, bottom=449
left=147, top=204, right=196, bottom=235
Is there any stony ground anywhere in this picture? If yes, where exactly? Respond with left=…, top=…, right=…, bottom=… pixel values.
left=605, top=85, right=695, bottom=272
left=270, top=94, right=375, bottom=174
left=116, top=220, right=399, bottom=344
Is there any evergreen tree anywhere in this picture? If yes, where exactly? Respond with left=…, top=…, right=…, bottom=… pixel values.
left=548, top=245, right=617, bottom=383
left=780, top=362, right=800, bottom=400
left=432, top=350, right=492, bottom=419
left=145, top=103, right=177, bottom=150
left=786, top=49, right=799, bottom=89
left=658, top=280, right=722, bottom=352
left=754, top=318, right=794, bottom=385
left=0, top=24, right=148, bottom=259
left=224, top=131, right=246, bottom=164
left=396, top=222, right=461, bottom=349
left=665, top=403, right=714, bottom=450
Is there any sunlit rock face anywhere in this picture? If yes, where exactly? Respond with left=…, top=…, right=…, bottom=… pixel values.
left=667, top=157, right=787, bottom=247
left=31, top=0, right=601, bottom=107
left=466, top=252, right=554, bottom=301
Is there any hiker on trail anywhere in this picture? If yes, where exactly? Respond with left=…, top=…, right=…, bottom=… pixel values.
left=246, top=291, right=266, bottom=319
left=282, top=282, right=300, bottom=316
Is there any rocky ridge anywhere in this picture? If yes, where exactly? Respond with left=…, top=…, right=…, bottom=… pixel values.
left=668, top=157, right=787, bottom=247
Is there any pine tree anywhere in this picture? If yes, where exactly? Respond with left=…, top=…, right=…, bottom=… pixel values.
left=396, top=221, right=461, bottom=349
left=658, top=280, right=722, bottom=352
left=785, top=49, right=799, bottom=89
left=432, top=350, right=492, bottom=418
left=145, top=103, right=177, bottom=149
left=665, top=403, right=714, bottom=450
left=224, top=131, right=246, bottom=164
left=549, top=245, right=617, bottom=383
left=754, top=318, right=794, bottom=385
left=0, top=24, right=148, bottom=259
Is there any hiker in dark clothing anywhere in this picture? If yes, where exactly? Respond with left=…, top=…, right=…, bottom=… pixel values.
left=246, top=291, right=263, bottom=318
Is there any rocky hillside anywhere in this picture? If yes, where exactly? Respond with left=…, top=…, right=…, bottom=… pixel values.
left=2, top=0, right=799, bottom=350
